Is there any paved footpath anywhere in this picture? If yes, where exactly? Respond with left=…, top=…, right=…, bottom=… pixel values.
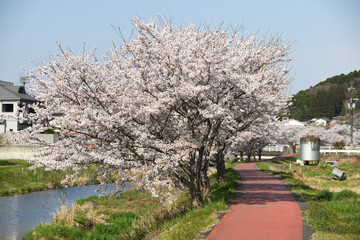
left=207, top=155, right=302, bottom=240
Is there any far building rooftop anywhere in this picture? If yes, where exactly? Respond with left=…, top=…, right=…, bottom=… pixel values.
left=0, top=81, right=37, bottom=102
left=0, top=80, right=37, bottom=133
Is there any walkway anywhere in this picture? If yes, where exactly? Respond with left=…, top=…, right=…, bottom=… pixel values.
left=207, top=155, right=302, bottom=240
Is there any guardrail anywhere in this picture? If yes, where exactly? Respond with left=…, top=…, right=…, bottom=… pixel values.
left=320, top=149, right=360, bottom=155
left=320, top=146, right=360, bottom=150
left=263, top=145, right=288, bottom=152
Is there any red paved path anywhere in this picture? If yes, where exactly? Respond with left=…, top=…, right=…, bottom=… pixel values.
left=207, top=155, right=302, bottom=240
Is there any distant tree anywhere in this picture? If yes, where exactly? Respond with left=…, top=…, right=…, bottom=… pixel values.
left=289, top=69, right=359, bottom=121
left=288, top=91, right=312, bottom=121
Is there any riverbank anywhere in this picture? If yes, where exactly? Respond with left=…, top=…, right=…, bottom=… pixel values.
left=256, top=155, right=360, bottom=240
left=25, top=162, right=240, bottom=240
left=0, top=159, right=107, bottom=197
left=0, top=183, right=126, bottom=239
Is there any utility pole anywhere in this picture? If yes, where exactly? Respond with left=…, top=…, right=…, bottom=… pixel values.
left=347, top=83, right=358, bottom=149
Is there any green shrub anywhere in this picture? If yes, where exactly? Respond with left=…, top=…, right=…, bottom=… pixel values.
left=333, top=190, right=358, bottom=200
left=316, top=189, right=333, bottom=201
left=0, top=160, right=15, bottom=166
left=0, top=190, right=9, bottom=196
left=333, top=141, right=345, bottom=149
left=25, top=224, right=86, bottom=240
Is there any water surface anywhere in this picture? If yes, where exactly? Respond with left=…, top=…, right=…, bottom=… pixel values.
left=0, top=184, right=135, bottom=240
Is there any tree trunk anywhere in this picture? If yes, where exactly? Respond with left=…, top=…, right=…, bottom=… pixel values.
left=190, top=179, right=204, bottom=208
left=247, top=151, right=251, bottom=161
left=240, top=151, right=244, bottom=162
left=192, top=146, right=205, bottom=207
left=201, top=170, right=211, bottom=203
left=216, top=149, right=225, bottom=184
left=258, top=148, right=262, bottom=161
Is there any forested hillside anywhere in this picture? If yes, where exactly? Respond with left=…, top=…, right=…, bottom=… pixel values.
left=288, top=70, right=360, bottom=121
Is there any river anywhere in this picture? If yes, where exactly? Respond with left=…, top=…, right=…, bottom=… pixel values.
left=0, top=184, right=136, bottom=240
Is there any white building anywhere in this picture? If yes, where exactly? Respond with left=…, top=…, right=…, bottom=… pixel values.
left=314, top=118, right=328, bottom=127
left=0, top=81, right=37, bottom=133
left=282, top=117, right=306, bottom=127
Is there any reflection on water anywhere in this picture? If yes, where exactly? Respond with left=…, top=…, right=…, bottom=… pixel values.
left=0, top=184, right=135, bottom=240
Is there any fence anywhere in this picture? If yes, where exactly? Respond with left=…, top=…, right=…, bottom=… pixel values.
left=320, top=145, right=360, bottom=155
left=320, top=149, right=360, bottom=155
left=262, top=144, right=288, bottom=152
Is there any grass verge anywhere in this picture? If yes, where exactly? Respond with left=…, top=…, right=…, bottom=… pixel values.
left=0, top=160, right=106, bottom=197
left=25, top=162, right=240, bottom=240
left=256, top=156, right=360, bottom=240
left=0, top=159, right=67, bottom=196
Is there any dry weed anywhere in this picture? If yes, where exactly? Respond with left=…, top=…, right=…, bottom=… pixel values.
left=52, top=203, right=76, bottom=226
left=52, top=202, right=106, bottom=228
left=268, top=164, right=290, bottom=173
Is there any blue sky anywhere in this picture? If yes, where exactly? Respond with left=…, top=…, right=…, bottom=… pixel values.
left=0, top=0, right=359, bottom=93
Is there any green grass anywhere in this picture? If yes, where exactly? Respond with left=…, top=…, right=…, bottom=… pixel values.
left=0, top=159, right=67, bottom=196
left=308, top=190, right=360, bottom=235
left=255, top=157, right=360, bottom=240
left=0, top=160, right=109, bottom=196
left=0, top=160, right=16, bottom=166
left=271, top=156, right=298, bottom=164
left=26, top=190, right=164, bottom=239
left=89, top=212, right=138, bottom=239
left=25, top=225, right=86, bottom=240
left=25, top=162, right=240, bottom=240
left=157, top=202, right=225, bottom=240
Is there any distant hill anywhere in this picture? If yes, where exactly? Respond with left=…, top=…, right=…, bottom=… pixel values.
left=288, top=69, right=360, bottom=121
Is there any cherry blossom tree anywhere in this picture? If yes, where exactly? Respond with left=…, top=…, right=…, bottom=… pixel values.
left=279, top=124, right=306, bottom=145
left=228, top=116, right=284, bottom=162
left=15, top=17, right=292, bottom=207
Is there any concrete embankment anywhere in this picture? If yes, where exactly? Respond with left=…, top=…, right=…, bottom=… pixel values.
left=0, top=134, right=57, bottom=160
left=0, top=145, right=36, bottom=159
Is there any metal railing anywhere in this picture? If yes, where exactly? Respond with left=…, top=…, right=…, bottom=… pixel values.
left=262, top=145, right=288, bottom=152
left=320, top=149, right=360, bottom=155
left=320, top=146, right=360, bottom=150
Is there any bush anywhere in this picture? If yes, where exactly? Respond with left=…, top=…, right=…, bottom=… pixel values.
left=333, top=190, right=358, bottom=200
left=333, top=141, right=345, bottom=149
left=25, top=224, right=86, bottom=240
left=317, top=189, right=333, bottom=201
left=0, top=160, right=15, bottom=166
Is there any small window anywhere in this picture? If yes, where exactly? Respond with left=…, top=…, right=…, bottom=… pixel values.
left=2, top=104, right=14, bottom=112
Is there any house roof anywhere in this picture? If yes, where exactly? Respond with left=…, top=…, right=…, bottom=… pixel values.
left=0, top=80, right=13, bottom=86
left=0, top=85, right=37, bottom=102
